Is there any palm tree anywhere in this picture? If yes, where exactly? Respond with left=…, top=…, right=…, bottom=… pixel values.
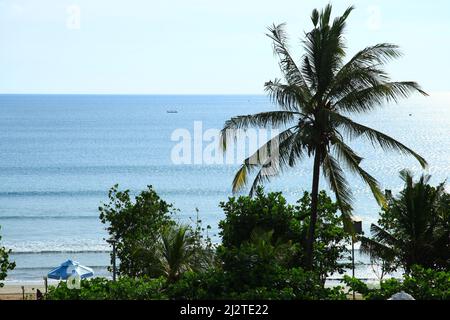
left=155, top=225, right=211, bottom=282
left=220, top=5, right=427, bottom=268
left=360, top=170, right=449, bottom=273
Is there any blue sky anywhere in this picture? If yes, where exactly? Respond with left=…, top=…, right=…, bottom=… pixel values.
left=1, top=0, right=449, bottom=94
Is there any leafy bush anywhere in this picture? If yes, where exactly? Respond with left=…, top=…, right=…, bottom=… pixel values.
left=402, top=266, right=450, bottom=300
left=99, top=185, right=213, bottom=281
left=167, top=269, right=230, bottom=300
left=46, top=277, right=167, bottom=300
left=46, top=269, right=347, bottom=300
left=219, top=189, right=298, bottom=248
left=343, top=266, right=450, bottom=300
left=47, top=186, right=381, bottom=300
left=343, top=276, right=402, bottom=300
left=218, top=230, right=295, bottom=291
left=218, top=188, right=350, bottom=282
left=99, top=185, right=176, bottom=278
left=0, top=226, right=15, bottom=288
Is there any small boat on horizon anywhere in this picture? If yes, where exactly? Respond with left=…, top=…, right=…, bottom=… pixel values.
left=166, top=110, right=178, bottom=114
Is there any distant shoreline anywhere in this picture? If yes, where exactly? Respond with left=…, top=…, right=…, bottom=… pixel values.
left=0, top=93, right=267, bottom=97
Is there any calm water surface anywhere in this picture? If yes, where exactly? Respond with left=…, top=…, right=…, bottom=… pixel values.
left=0, top=94, right=449, bottom=282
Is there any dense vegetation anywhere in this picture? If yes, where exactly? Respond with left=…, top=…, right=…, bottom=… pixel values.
left=46, top=277, right=168, bottom=300
left=99, top=185, right=214, bottom=281
left=360, top=170, right=450, bottom=275
left=0, top=226, right=16, bottom=288
left=343, top=266, right=450, bottom=300
left=218, top=188, right=351, bottom=285
left=47, top=265, right=450, bottom=300
left=46, top=176, right=450, bottom=300
left=48, top=186, right=350, bottom=300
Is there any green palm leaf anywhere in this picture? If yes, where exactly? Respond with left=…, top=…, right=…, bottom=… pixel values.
left=329, top=111, right=428, bottom=168
left=322, top=151, right=353, bottom=215
left=334, top=81, right=428, bottom=113
left=220, top=111, right=298, bottom=151
left=332, top=138, right=386, bottom=206
left=266, top=23, right=309, bottom=89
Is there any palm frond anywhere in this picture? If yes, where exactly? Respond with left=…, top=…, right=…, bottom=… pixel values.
left=266, top=23, right=310, bottom=89
left=322, top=151, right=353, bottom=216
left=326, top=65, right=389, bottom=101
left=327, top=43, right=404, bottom=100
left=248, top=128, right=309, bottom=196
left=303, top=5, right=353, bottom=96
left=311, top=8, right=319, bottom=27
left=286, top=129, right=308, bottom=167
left=329, top=111, right=428, bottom=168
left=248, top=159, right=280, bottom=197
left=370, top=224, right=400, bottom=246
left=334, top=81, right=428, bottom=113
left=332, top=137, right=386, bottom=206
left=360, top=235, right=396, bottom=261
left=301, top=56, right=318, bottom=92
left=345, top=43, right=403, bottom=68
left=231, top=128, right=296, bottom=193
left=220, top=110, right=298, bottom=151
left=264, top=79, right=311, bottom=112
left=157, top=225, right=196, bottom=281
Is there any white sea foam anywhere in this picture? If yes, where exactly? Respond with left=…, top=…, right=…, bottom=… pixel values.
left=5, top=240, right=111, bottom=254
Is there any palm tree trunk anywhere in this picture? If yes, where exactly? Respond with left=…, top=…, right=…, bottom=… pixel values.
left=305, top=149, right=321, bottom=270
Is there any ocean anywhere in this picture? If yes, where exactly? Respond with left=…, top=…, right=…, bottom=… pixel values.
left=0, top=94, right=449, bottom=283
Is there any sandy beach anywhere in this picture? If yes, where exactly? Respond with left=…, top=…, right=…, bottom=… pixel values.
left=0, top=283, right=48, bottom=300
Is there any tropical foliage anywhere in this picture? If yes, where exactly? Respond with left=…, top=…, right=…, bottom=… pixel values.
left=220, top=4, right=427, bottom=267
left=360, top=170, right=450, bottom=273
left=0, top=226, right=16, bottom=288
left=155, top=224, right=213, bottom=283
left=99, top=185, right=213, bottom=279
left=218, top=187, right=351, bottom=283
left=46, top=265, right=450, bottom=300
left=168, top=267, right=346, bottom=300
left=46, top=267, right=346, bottom=300
left=343, top=266, right=450, bottom=300
left=45, top=181, right=449, bottom=300
left=46, top=276, right=167, bottom=300
left=99, top=184, right=175, bottom=277
left=47, top=186, right=353, bottom=300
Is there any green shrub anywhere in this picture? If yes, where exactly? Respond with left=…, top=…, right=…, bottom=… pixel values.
left=219, top=189, right=297, bottom=248
left=169, top=267, right=346, bottom=300
left=218, top=188, right=350, bottom=283
left=343, top=266, right=450, bottom=300
left=402, top=266, right=450, bottom=300
left=46, top=277, right=167, bottom=300
left=218, top=230, right=295, bottom=291
left=0, top=226, right=15, bottom=288
left=99, top=185, right=213, bottom=281
left=99, top=185, right=176, bottom=278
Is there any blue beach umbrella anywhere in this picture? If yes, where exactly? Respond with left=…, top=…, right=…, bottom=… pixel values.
left=47, top=259, right=94, bottom=280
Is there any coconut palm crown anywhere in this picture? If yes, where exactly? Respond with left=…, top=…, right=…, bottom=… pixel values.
left=360, top=170, right=449, bottom=273
left=220, top=5, right=427, bottom=267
